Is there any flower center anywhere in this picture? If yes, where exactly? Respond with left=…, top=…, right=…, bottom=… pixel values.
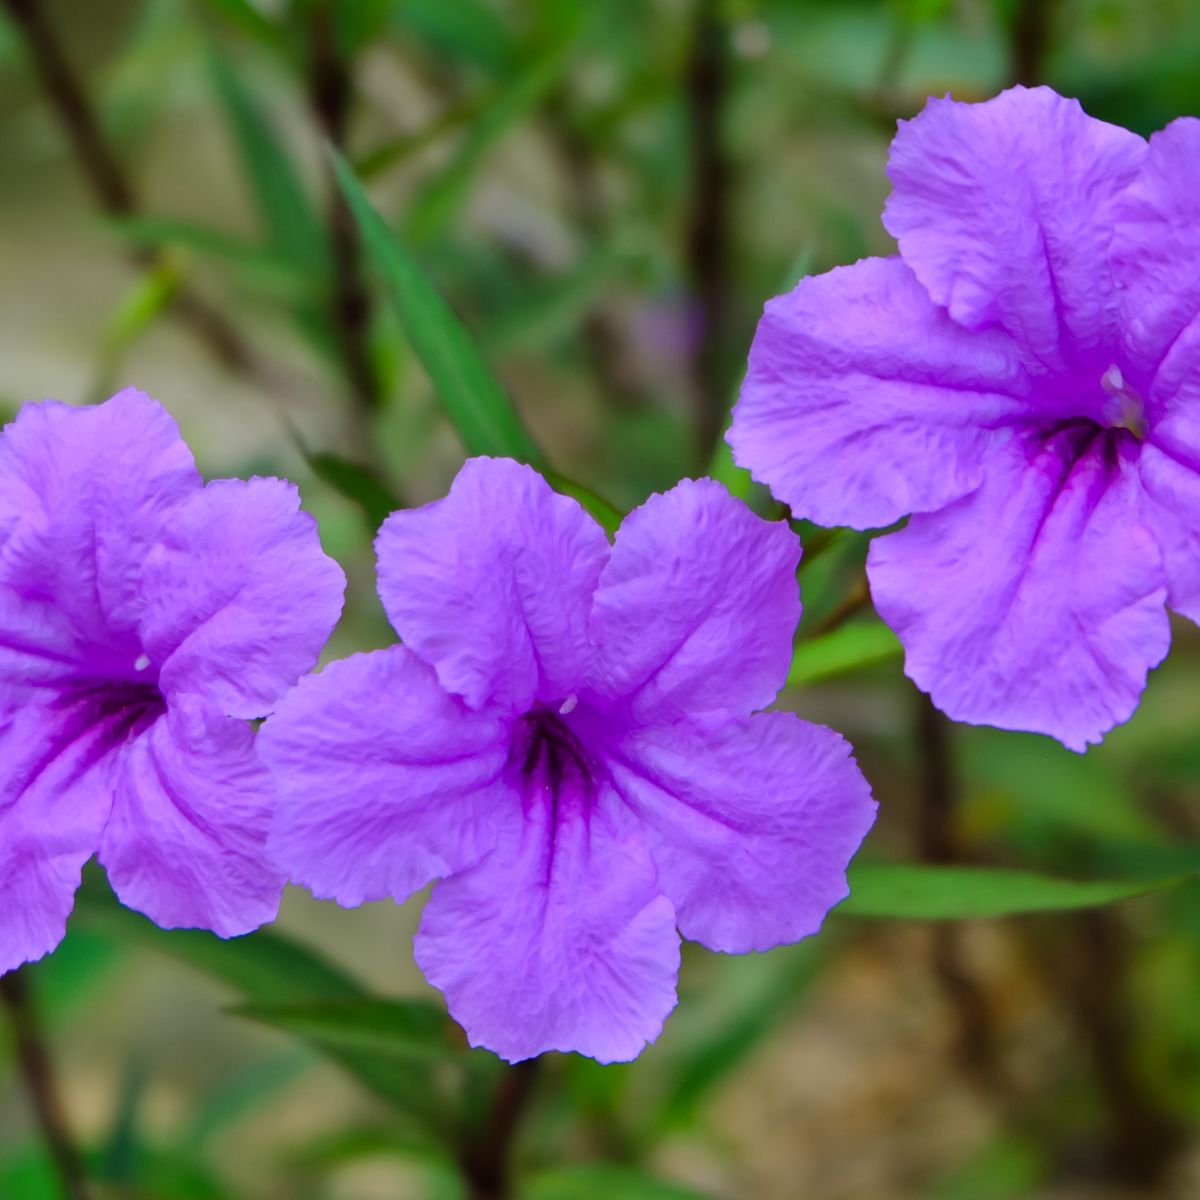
left=65, top=679, right=166, bottom=749
left=511, top=699, right=597, bottom=810
left=1098, top=364, right=1147, bottom=439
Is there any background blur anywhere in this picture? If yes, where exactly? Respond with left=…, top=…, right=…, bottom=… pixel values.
left=3, top=1, right=1200, bottom=1197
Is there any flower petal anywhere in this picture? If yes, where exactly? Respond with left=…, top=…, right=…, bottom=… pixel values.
left=415, top=786, right=679, bottom=1064
left=261, top=646, right=507, bottom=907
left=99, top=699, right=284, bottom=937
left=587, top=478, right=800, bottom=722
left=729, top=256, right=1030, bottom=528
left=869, top=434, right=1170, bottom=751
left=1110, top=118, right=1200, bottom=405
left=1137, top=408, right=1200, bottom=623
left=141, top=477, right=346, bottom=719
left=607, top=712, right=875, bottom=953
left=884, top=87, right=1146, bottom=374
left=0, top=390, right=199, bottom=689
left=0, top=694, right=125, bottom=973
left=377, top=458, right=610, bottom=714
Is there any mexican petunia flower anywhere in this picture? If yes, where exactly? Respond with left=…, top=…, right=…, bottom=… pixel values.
left=0, top=389, right=345, bottom=975
left=261, top=458, right=876, bottom=1063
left=729, top=86, right=1200, bottom=750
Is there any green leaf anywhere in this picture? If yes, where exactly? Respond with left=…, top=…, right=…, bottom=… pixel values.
left=404, top=28, right=578, bottom=244
left=74, top=879, right=360, bottom=1002
left=109, top=215, right=297, bottom=277
left=840, top=862, right=1199, bottom=921
left=543, top=470, right=622, bottom=536
left=787, top=620, right=902, bottom=689
left=332, top=150, right=544, bottom=464
left=231, top=998, right=468, bottom=1064
left=308, top=451, right=401, bottom=529
left=525, top=1165, right=717, bottom=1200
left=210, top=53, right=326, bottom=270
left=201, top=0, right=280, bottom=46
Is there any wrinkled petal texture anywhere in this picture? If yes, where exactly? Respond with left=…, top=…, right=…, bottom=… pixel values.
left=100, top=699, right=284, bottom=937
left=589, top=478, right=801, bottom=720
left=869, top=434, right=1170, bottom=750
left=377, top=458, right=610, bottom=714
left=261, top=647, right=506, bottom=907
left=0, top=694, right=126, bottom=972
left=1111, top=118, right=1200, bottom=621
left=142, top=477, right=346, bottom=718
left=1112, top=118, right=1200, bottom=395
left=415, top=784, right=679, bottom=1064
left=885, top=86, right=1146, bottom=376
left=729, top=257, right=1031, bottom=528
left=608, top=712, right=876, bottom=952
left=0, top=390, right=199, bottom=690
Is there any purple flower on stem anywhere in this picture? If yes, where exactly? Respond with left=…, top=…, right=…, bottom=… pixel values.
left=261, top=458, right=875, bottom=1063
left=0, top=390, right=345, bottom=974
left=729, top=86, right=1200, bottom=751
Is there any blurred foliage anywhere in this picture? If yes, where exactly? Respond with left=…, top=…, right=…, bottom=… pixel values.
left=3, top=0, right=1200, bottom=1198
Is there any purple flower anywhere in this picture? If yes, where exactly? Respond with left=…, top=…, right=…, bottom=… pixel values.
left=0, top=389, right=345, bottom=974
left=261, top=458, right=875, bottom=1063
left=729, top=86, right=1200, bottom=750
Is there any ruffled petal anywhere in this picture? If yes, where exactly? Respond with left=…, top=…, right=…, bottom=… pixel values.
left=99, top=699, right=284, bottom=937
left=0, top=693, right=127, bottom=973
left=729, top=256, right=1031, bottom=528
left=1110, top=118, right=1200, bottom=407
left=1138, top=407, right=1200, bottom=623
left=376, top=458, right=610, bottom=715
left=414, top=785, right=679, bottom=1064
left=0, top=390, right=200, bottom=689
left=587, top=478, right=800, bottom=722
left=261, top=646, right=507, bottom=907
left=141, top=477, right=346, bottom=719
left=884, top=87, right=1146, bottom=375
left=869, top=434, right=1170, bottom=751
left=607, top=713, right=875, bottom=953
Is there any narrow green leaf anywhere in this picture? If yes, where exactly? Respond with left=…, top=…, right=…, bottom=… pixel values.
left=787, top=620, right=902, bottom=688
left=201, top=0, right=280, bottom=45
left=210, top=53, right=326, bottom=270
left=543, top=470, right=622, bottom=536
left=74, top=879, right=360, bottom=1002
left=840, top=862, right=1198, bottom=920
left=101, top=258, right=182, bottom=353
left=309, top=451, right=401, bottom=530
left=525, top=1164, right=717, bottom=1200
left=332, top=150, right=544, bottom=464
left=109, top=215, right=294, bottom=275
left=231, top=998, right=467, bottom=1063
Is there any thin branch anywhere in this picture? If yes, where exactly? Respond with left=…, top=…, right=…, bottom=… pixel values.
left=459, top=1059, right=540, bottom=1200
left=1, top=971, right=92, bottom=1200
left=1009, top=0, right=1057, bottom=87
left=305, top=2, right=381, bottom=425
left=684, top=0, right=733, bottom=467
left=1, top=0, right=258, bottom=374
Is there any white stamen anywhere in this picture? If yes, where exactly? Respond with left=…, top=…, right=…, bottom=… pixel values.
left=134, top=654, right=150, bottom=672
left=558, top=694, right=578, bottom=716
left=1101, top=364, right=1125, bottom=394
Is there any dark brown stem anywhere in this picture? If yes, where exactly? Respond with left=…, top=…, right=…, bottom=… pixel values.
left=684, top=0, right=733, bottom=467
left=914, top=695, right=1007, bottom=1097
left=1053, top=910, right=1182, bottom=1185
left=1, top=0, right=256, bottom=373
left=306, top=2, right=381, bottom=422
left=1009, top=0, right=1057, bottom=87
left=459, top=1059, right=540, bottom=1200
left=1, top=971, right=92, bottom=1200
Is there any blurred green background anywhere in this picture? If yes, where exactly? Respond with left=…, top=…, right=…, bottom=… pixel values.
left=3, top=1, right=1200, bottom=1197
